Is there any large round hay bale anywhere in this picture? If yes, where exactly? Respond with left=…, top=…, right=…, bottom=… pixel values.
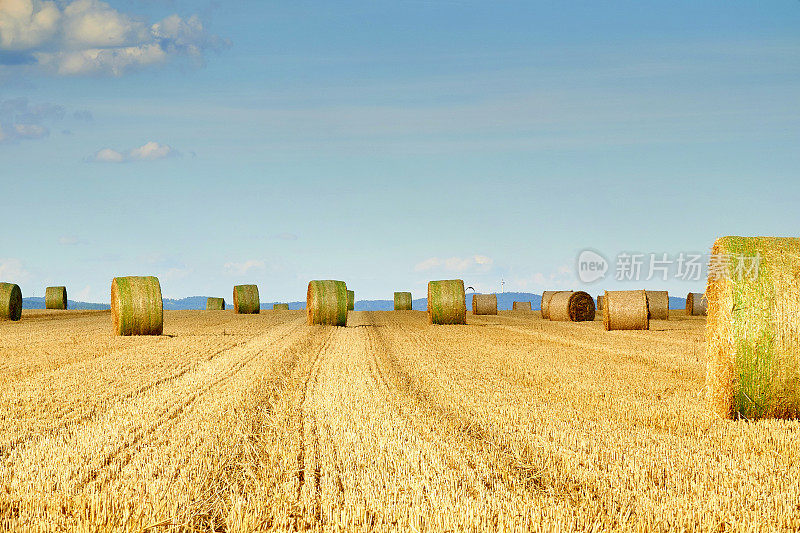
left=206, top=297, right=225, bottom=310
left=512, top=301, right=532, bottom=311
left=541, top=290, right=570, bottom=319
left=347, top=290, right=355, bottom=311
left=427, top=279, right=466, bottom=325
left=394, top=291, right=412, bottom=310
left=472, top=294, right=498, bottom=315
left=307, top=280, right=348, bottom=326
left=111, top=276, right=163, bottom=336
left=645, top=290, right=669, bottom=320
left=597, top=295, right=604, bottom=311
left=706, top=236, right=800, bottom=420
left=603, top=290, right=649, bottom=331
left=273, top=303, right=289, bottom=310
left=548, top=291, right=595, bottom=322
left=686, top=292, right=707, bottom=316
left=45, top=286, right=67, bottom=310
left=0, top=282, right=22, bottom=321
left=233, top=285, right=260, bottom=314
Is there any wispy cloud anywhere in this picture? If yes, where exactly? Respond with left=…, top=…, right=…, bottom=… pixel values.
left=88, top=141, right=178, bottom=162
left=0, top=97, right=64, bottom=143
left=414, top=255, right=494, bottom=273
left=224, top=260, right=266, bottom=276
left=58, top=235, right=82, bottom=245
left=0, top=258, right=30, bottom=282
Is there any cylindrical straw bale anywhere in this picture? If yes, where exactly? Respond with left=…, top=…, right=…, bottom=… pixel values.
left=394, top=292, right=412, bottom=310
left=472, top=294, right=498, bottom=315
left=233, top=285, right=260, bottom=314
left=111, top=276, right=163, bottom=336
left=645, top=290, right=669, bottom=320
left=45, top=286, right=67, bottom=310
left=548, top=291, right=595, bottom=322
left=347, top=290, right=355, bottom=311
left=206, top=297, right=225, bottom=310
left=512, top=301, right=532, bottom=311
left=273, top=303, right=289, bottom=310
left=0, top=282, right=22, bottom=321
left=541, top=290, right=570, bottom=319
left=686, top=292, right=707, bottom=316
left=597, top=295, right=604, bottom=311
left=307, top=280, right=348, bottom=326
left=427, top=280, right=466, bottom=325
left=603, top=290, right=649, bottom=331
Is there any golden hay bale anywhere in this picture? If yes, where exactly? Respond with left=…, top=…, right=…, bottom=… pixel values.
left=541, top=290, right=570, bottom=319
left=45, top=286, right=67, bottom=310
left=0, top=282, right=22, bottom=321
left=645, top=290, right=669, bottom=320
left=273, top=303, right=289, bottom=310
left=233, top=285, right=260, bottom=314
left=347, top=290, right=355, bottom=311
left=512, top=301, right=532, bottom=311
left=307, top=280, right=348, bottom=326
left=427, top=279, right=466, bottom=325
left=548, top=291, right=595, bottom=322
left=686, top=292, right=707, bottom=316
left=394, top=291, right=412, bottom=310
left=472, top=294, right=498, bottom=315
left=706, top=236, right=800, bottom=420
left=111, top=276, right=163, bottom=336
left=603, top=290, right=649, bottom=331
left=206, top=297, right=225, bottom=310
left=597, top=295, right=604, bottom=311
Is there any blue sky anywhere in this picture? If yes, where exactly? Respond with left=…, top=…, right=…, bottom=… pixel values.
left=1, top=0, right=798, bottom=303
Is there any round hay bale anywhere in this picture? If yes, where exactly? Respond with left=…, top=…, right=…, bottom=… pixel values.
left=427, top=279, right=466, bottom=325
left=541, top=290, right=570, bottom=319
left=706, top=236, right=800, bottom=420
left=597, top=295, right=604, bottom=311
left=645, top=290, right=669, bottom=320
left=206, top=297, right=225, bottom=310
left=512, top=301, right=532, bottom=311
left=548, top=291, right=595, bottom=322
left=307, top=280, right=348, bottom=326
left=347, top=290, right=355, bottom=311
left=273, top=303, right=289, bottom=310
left=394, top=291, right=412, bottom=311
left=472, top=294, right=498, bottom=315
left=0, top=282, right=22, bottom=321
left=603, top=290, right=649, bottom=331
left=45, top=286, right=67, bottom=310
left=111, top=276, right=163, bottom=336
left=686, top=292, right=707, bottom=316
left=233, top=285, right=260, bottom=314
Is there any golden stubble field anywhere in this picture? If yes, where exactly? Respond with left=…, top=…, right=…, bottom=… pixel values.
left=0, top=309, right=798, bottom=531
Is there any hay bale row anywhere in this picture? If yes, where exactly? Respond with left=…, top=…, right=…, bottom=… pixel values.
left=686, top=292, right=707, bottom=316
left=706, top=236, right=800, bottom=420
left=0, top=282, right=22, bottom=321
left=603, top=290, right=649, bottom=331
left=394, top=291, right=412, bottom=311
left=347, top=290, right=355, bottom=311
left=273, top=303, right=289, bottom=310
left=45, top=286, right=67, bottom=310
left=541, top=290, right=570, bottom=319
left=206, top=297, right=225, bottom=310
left=645, top=290, right=669, bottom=320
left=472, top=294, right=497, bottom=315
left=512, top=301, right=532, bottom=311
left=307, top=280, right=348, bottom=326
left=548, top=291, right=595, bottom=322
left=233, top=285, right=260, bottom=314
left=111, top=276, right=163, bottom=336
left=428, top=279, right=466, bottom=325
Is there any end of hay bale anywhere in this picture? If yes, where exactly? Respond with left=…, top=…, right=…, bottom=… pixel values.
left=512, top=301, right=532, bottom=311
left=472, top=293, right=498, bottom=315
left=347, top=290, right=355, bottom=311
left=0, top=282, right=22, bottom=321
left=645, top=290, right=669, bottom=320
left=541, top=290, right=570, bottom=319
left=548, top=291, right=595, bottom=322
left=45, top=286, right=67, bottom=310
left=427, top=279, right=466, bottom=325
left=273, top=303, right=289, bottom=310
left=111, top=276, right=163, bottom=336
left=233, top=285, right=260, bottom=314
left=206, top=297, right=225, bottom=310
left=394, top=291, right=412, bottom=311
left=603, top=290, right=649, bottom=331
left=307, top=280, right=348, bottom=326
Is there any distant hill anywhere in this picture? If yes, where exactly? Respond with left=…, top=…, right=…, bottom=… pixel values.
left=23, top=297, right=110, bottom=310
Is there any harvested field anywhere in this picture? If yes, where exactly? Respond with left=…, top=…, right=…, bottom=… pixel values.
left=0, top=309, right=797, bottom=531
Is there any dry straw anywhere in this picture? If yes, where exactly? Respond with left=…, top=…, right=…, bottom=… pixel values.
left=686, top=292, right=707, bottom=316
left=541, top=290, right=570, bottom=319
left=603, top=290, right=649, bottom=331
left=394, top=292, right=412, bottom=311
left=548, top=291, right=596, bottom=322
left=233, top=285, right=260, bottom=314
left=347, top=290, right=355, bottom=311
left=597, top=295, right=604, bottom=311
left=0, top=282, right=22, bottom=321
left=45, top=286, right=67, bottom=310
left=512, top=301, right=532, bottom=311
left=273, top=303, right=289, bottom=310
left=472, top=294, right=498, bottom=315
left=206, top=297, right=225, bottom=310
left=706, top=236, right=800, bottom=420
left=427, top=279, right=466, bottom=325
left=111, top=276, right=163, bottom=336
left=307, top=280, right=348, bottom=326
left=645, top=290, right=669, bottom=320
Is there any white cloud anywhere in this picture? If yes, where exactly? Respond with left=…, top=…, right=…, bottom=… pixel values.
left=75, top=285, right=91, bottom=300
left=58, top=235, right=80, bottom=245
left=513, top=265, right=579, bottom=292
left=414, top=255, right=494, bottom=273
left=89, top=141, right=177, bottom=162
left=0, top=258, right=30, bottom=282
left=224, top=260, right=266, bottom=276
left=0, top=97, right=63, bottom=144
left=0, top=0, right=227, bottom=76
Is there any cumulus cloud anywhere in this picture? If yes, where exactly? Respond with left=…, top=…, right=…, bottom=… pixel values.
left=0, top=0, right=227, bottom=76
left=224, top=260, right=266, bottom=276
left=0, top=97, right=65, bottom=143
left=89, top=141, right=178, bottom=162
left=414, top=255, right=494, bottom=273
